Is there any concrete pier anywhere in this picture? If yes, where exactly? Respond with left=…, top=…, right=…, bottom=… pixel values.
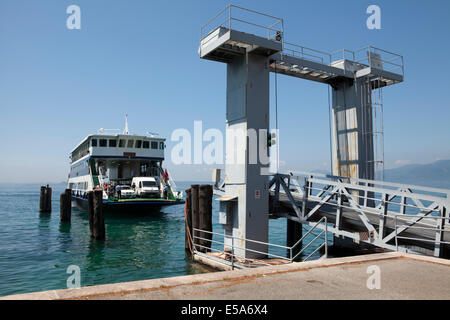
left=2, top=252, right=449, bottom=300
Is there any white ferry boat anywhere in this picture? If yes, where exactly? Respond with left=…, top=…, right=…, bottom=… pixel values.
left=67, top=117, right=184, bottom=211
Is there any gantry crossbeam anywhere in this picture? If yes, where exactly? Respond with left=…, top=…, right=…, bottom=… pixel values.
left=200, top=27, right=404, bottom=88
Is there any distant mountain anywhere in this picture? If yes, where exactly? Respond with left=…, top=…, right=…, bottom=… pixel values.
left=384, top=160, right=450, bottom=189
left=311, top=160, right=450, bottom=189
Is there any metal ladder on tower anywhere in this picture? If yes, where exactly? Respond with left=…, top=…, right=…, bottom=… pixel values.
left=363, top=76, right=385, bottom=181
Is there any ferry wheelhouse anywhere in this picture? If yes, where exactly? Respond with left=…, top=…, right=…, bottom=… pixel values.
left=67, top=127, right=183, bottom=211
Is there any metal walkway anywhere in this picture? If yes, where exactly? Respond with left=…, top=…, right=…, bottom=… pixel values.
left=267, top=172, right=450, bottom=258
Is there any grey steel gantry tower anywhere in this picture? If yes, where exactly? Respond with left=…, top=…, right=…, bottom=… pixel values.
left=199, top=5, right=404, bottom=259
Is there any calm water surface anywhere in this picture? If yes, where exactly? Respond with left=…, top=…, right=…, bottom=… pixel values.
left=0, top=182, right=327, bottom=296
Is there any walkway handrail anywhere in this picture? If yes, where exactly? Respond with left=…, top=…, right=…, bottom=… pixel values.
left=199, top=4, right=404, bottom=80
left=281, top=171, right=450, bottom=199
left=394, top=214, right=450, bottom=256
left=200, top=4, right=284, bottom=42
left=290, top=217, right=328, bottom=261
left=192, top=220, right=328, bottom=269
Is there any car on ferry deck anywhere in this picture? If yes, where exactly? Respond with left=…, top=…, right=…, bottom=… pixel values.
left=116, top=185, right=136, bottom=199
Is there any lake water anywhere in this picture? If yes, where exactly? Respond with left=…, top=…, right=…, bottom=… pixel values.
left=0, top=182, right=328, bottom=297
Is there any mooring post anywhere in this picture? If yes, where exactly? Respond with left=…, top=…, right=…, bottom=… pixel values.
left=65, top=188, right=72, bottom=218
left=88, top=190, right=105, bottom=240
left=46, top=186, right=52, bottom=213
left=40, top=185, right=52, bottom=213
left=39, top=186, right=46, bottom=213
left=60, top=189, right=72, bottom=222
left=199, top=185, right=213, bottom=253
left=93, top=189, right=105, bottom=240
left=287, top=219, right=303, bottom=261
left=191, top=185, right=200, bottom=251
left=60, top=193, right=69, bottom=222
left=185, top=188, right=193, bottom=253
left=45, top=186, right=52, bottom=213
left=87, top=191, right=94, bottom=235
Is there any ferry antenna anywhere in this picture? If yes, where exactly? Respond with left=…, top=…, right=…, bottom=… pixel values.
left=124, top=114, right=129, bottom=135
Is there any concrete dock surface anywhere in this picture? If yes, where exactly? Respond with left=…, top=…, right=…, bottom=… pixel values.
left=2, top=252, right=449, bottom=300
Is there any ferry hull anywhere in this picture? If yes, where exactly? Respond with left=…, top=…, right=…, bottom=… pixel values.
left=72, top=196, right=184, bottom=213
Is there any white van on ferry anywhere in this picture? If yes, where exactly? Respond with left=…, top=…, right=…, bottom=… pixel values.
left=132, top=177, right=160, bottom=198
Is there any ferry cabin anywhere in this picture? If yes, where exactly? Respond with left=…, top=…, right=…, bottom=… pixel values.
left=68, top=134, right=166, bottom=201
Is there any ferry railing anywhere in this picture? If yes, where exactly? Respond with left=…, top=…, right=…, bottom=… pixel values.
left=159, top=167, right=183, bottom=200
left=192, top=221, right=328, bottom=269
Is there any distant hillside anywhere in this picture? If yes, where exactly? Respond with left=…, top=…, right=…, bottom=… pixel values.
left=384, top=160, right=450, bottom=189
left=312, top=160, right=450, bottom=189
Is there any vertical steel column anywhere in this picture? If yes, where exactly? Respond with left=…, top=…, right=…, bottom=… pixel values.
left=223, top=52, right=270, bottom=259
left=330, top=76, right=375, bottom=181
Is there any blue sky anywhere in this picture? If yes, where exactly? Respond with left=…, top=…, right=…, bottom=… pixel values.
left=0, top=0, right=449, bottom=183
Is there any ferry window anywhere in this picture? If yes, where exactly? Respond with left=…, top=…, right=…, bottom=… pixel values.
left=91, top=139, right=97, bottom=147
left=151, top=141, right=158, bottom=149
left=143, top=141, right=150, bottom=149
left=142, top=181, right=157, bottom=187
left=159, top=142, right=164, bottom=149
left=127, top=140, right=134, bottom=148
left=119, top=139, right=126, bottom=148
left=109, top=139, right=117, bottom=147
left=136, top=140, right=142, bottom=148
left=99, top=139, right=107, bottom=147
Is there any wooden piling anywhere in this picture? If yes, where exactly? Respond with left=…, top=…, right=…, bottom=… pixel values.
left=191, top=185, right=200, bottom=251
left=87, top=191, right=94, bottom=235
left=60, top=189, right=72, bottom=222
left=185, top=188, right=193, bottom=253
left=39, top=185, right=52, bottom=213
left=88, top=190, right=105, bottom=240
left=60, top=193, right=68, bottom=222
left=39, top=186, right=46, bottom=213
left=287, top=219, right=303, bottom=261
left=45, top=186, right=52, bottom=213
left=199, top=185, right=213, bottom=253
left=65, top=189, right=72, bottom=218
